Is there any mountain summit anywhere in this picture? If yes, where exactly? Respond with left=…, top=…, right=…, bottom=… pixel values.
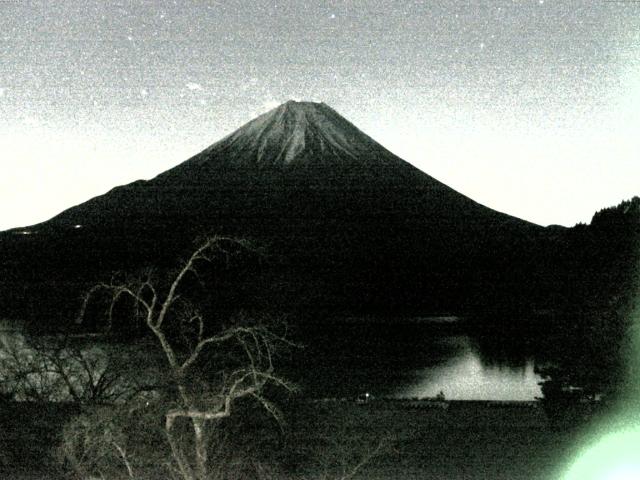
left=178, top=100, right=398, bottom=168
left=209, top=100, right=371, bottom=166
left=155, top=100, right=420, bottom=186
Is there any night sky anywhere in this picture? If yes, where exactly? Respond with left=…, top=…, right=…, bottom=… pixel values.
left=1, top=0, right=639, bottom=230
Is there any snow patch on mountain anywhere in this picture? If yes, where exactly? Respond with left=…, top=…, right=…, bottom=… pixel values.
left=194, top=100, right=395, bottom=168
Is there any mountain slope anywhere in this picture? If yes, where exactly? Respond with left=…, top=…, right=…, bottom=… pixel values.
left=0, top=101, right=550, bottom=325
left=40, top=101, right=538, bottom=248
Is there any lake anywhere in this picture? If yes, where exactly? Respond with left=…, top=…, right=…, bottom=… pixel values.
left=1, top=318, right=544, bottom=402
left=290, top=321, right=543, bottom=401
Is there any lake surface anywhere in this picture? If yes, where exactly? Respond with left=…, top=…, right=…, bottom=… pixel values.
left=291, top=322, right=543, bottom=401
left=1, top=318, right=544, bottom=401
left=395, top=335, right=541, bottom=400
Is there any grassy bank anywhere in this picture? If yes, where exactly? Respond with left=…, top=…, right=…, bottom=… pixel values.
left=285, top=399, right=596, bottom=480
left=0, top=402, right=78, bottom=479
left=0, top=399, right=597, bottom=479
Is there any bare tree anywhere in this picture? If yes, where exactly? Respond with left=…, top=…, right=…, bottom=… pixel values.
left=74, top=236, right=296, bottom=480
left=289, top=420, right=391, bottom=480
left=0, top=331, right=132, bottom=403
left=58, top=405, right=139, bottom=480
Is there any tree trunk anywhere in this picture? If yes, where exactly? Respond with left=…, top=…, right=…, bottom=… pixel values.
left=166, top=423, right=196, bottom=480
left=193, top=418, right=209, bottom=480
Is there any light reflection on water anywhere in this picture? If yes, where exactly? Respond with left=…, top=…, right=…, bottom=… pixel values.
left=396, top=335, right=542, bottom=401
left=299, top=327, right=544, bottom=401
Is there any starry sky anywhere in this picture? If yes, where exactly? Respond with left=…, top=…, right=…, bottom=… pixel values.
left=1, top=0, right=639, bottom=230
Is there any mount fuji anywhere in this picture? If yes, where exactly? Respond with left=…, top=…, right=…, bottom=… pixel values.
left=0, top=101, right=552, bottom=324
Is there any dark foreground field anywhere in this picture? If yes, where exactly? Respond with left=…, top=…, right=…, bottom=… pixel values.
left=1, top=400, right=593, bottom=479
left=286, top=399, right=587, bottom=480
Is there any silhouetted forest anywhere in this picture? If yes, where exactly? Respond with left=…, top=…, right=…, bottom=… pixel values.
left=536, top=197, right=640, bottom=404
